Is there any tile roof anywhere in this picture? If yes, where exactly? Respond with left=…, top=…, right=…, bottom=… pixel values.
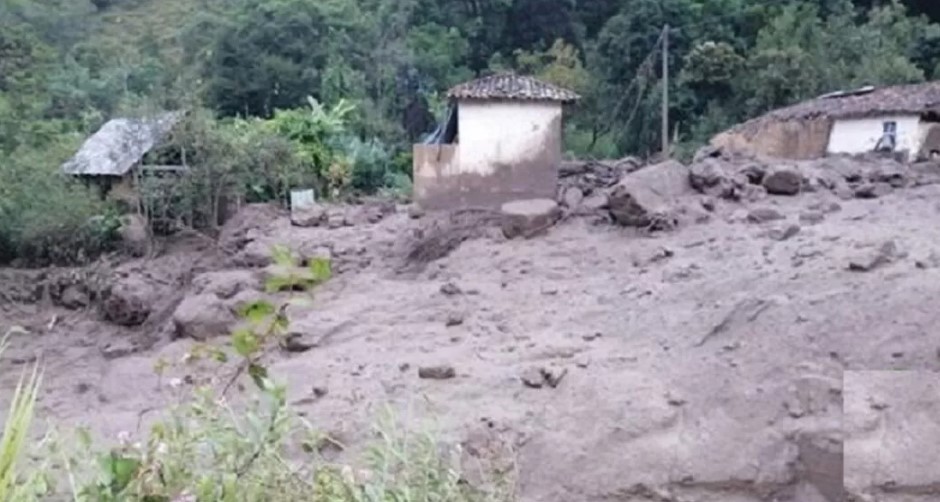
left=447, top=74, right=580, bottom=102
left=727, top=81, right=940, bottom=134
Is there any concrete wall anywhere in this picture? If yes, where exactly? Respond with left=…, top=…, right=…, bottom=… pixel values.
left=827, top=115, right=923, bottom=157
left=413, top=100, right=563, bottom=210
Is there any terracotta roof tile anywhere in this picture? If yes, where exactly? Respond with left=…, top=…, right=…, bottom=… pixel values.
left=447, top=74, right=580, bottom=102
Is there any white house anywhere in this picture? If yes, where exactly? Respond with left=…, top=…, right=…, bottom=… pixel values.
left=413, top=74, right=580, bottom=210
left=711, top=82, right=940, bottom=161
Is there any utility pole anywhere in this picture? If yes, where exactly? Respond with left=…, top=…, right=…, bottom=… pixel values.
left=662, top=24, right=670, bottom=159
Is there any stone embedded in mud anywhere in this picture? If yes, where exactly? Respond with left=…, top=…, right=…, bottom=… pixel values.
left=407, top=204, right=425, bottom=219
left=282, top=332, right=318, bottom=353
left=101, top=281, right=151, bottom=327
left=799, top=211, right=826, bottom=225
left=747, top=207, right=786, bottom=224
left=59, top=284, right=90, bottom=310
left=848, top=240, right=903, bottom=272
left=418, top=365, right=456, bottom=380
left=854, top=182, right=892, bottom=199
left=100, top=339, right=138, bottom=360
left=445, top=312, right=465, bottom=327
left=290, top=204, right=327, bottom=227
left=520, top=366, right=567, bottom=389
left=608, top=167, right=685, bottom=229
left=769, top=224, right=801, bottom=242
left=171, top=293, right=236, bottom=340
left=500, top=199, right=562, bottom=239
left=763, top=166, right=803, bottom=195
left=440, top=282, right=462, bottom=296
left=561, top=186, right=584, bottom=209
left=192, top=270, right=260, bottom=300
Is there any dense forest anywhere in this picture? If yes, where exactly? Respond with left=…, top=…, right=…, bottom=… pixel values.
left=3, top=0, right=940, bottom=263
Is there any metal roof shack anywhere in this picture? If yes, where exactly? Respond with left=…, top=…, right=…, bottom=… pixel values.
left=61, top=111, right=184, bottom=177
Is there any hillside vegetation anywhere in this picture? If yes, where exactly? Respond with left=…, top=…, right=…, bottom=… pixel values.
left=4, top=0, right=940, bottom=264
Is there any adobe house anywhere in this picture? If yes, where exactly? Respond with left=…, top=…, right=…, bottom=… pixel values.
left=413, top=74, right=580, bottom=209
left=711, top=81, right=940, bottom=162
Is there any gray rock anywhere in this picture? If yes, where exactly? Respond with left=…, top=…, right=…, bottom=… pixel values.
left=562, top=186, right=584, bottom=209
left=769, top=224, right=801, bottom=241
left=290, top=204, right=327, bottom=227
left=580, top=192, right=610, bottom=212
left=848, top=241, right=903, bottom=272
left=192, top=270, right=260, bottom=300
left=747, top=207, right=786, bottom=223
left=445, top=312, right=465, bottom=327
left=440, top=282, right=462, bottom=296
left=500, top=199, right=562, bottom=239
left=799, top=211, right=826, bottom=225
left=101, top=279, right=152, bottom=326
left=854, top=182, right=893, bottom=199
left=407, top=205, right=425, bottom=219
left=608, top=161, right=689, bottom=229
left=100, top=339, right=138, bottom=360
left=763, top=166, right=803, bottom=195
left=418, top=365, right=456, bottom=380
left=59, top=284, right=90, bottom=310
left=172, top=294, right=236, bottom=340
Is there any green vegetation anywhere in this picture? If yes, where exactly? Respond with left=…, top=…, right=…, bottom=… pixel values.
left=3, top=0, right=940, bottom=265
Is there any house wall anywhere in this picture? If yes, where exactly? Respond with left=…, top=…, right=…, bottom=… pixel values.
left=711, top=118, right=832, bottom=159
left=827, top=115, right=923, bottom=157
left=413, top=100, right=563, bottom=210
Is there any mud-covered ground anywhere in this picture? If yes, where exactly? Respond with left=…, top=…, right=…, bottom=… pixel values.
left=3, top=155, right=940, bottom=502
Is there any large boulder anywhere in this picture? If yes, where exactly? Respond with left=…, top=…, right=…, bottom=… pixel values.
left=101, top=277, right=152, bottom=326
left=762, top=166, right=803, bottom=195
left=290, top=204, right=327, bottom=227
left=172, top=294, right=237, bottom=341
left=500, top=199, right=562, bottom=239
left=608, top=161, right=688, bottom=229
left=688, top=158, right=747, bottom=200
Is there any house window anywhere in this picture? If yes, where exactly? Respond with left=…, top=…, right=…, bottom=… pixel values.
left=875, top=121, right=897, bottom=152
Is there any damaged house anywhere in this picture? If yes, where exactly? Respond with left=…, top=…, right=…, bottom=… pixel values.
left=711, top=81, right=940, bottom=162
left=413, top=74, right=580, bottom=210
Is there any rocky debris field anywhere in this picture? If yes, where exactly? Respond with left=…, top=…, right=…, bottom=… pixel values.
left=4, top=152, right=940, bottom=501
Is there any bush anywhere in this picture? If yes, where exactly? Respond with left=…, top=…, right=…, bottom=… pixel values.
left=0, top=145, right=119, bottom=266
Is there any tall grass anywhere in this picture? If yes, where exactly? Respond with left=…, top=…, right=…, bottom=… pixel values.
left=0, top=333, right=42, bottom=501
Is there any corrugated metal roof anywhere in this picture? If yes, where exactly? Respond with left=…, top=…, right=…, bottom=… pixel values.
left=61, top=111, right=183, bottom=176
left=447, top=74, right=580, bottom=102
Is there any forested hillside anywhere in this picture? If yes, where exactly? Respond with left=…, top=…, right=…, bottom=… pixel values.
left=3, top=0, right=940, bottom=263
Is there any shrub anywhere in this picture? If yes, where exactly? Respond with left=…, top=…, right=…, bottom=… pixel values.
left=0, top=332, right=42, bottom=502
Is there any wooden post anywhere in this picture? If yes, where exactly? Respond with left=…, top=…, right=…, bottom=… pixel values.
left=662, top=24, right=670, bottom=159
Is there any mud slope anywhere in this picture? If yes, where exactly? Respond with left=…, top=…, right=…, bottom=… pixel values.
left=4, top=180, right=940, bottom=501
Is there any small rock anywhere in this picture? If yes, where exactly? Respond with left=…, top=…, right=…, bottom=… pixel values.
left=520, top=367, right=568, bottom=389
left=769, top=224, right=801, bottom=241
left=582, top=332, right=602, bottom=342
left=407, top=204, right=425, bottom=219
left=440, top=282, right=462, bottom=296
left=763, top=166, right=803, bottom=195
left=562, top=186, right=584, bottom=208
left=799, top=211, right=825, bottom=225
left=848, top=240, right=903, bottom=272
left=282, top=332, right=318, bottom=353
left=59, top=284, right=90, bottom=310
left=700, top=196, right=716, bottom=212
left=418, top=365, right=456, bottom=380
left=327, top=210, right=348, bottom=229
left=854, top=182, right=892, bottom=199
left=747, top=207, right=786, bottom=223
left=541, top=285, right=559, bottom=296
left=520, top=368, right=545, bottom=388
left=100, top=340, right=137, bottom=360
left=915, top=251, right=940, bottom=269
left=445, top=312, right=464, bottom=327
left=312, top=386, right=328, bottom=398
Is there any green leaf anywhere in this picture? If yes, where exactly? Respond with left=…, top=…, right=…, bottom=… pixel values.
left=105, top=453, right=140, bottom=493
left=238, top=300, right=275, bottom=323
left=248, top=363, right=268, bottom=390
left=231, top=329, right=259, bottom=357
left=270, top=245, right=295, bottom=267
left=308, top=257, right=332, bottom=283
